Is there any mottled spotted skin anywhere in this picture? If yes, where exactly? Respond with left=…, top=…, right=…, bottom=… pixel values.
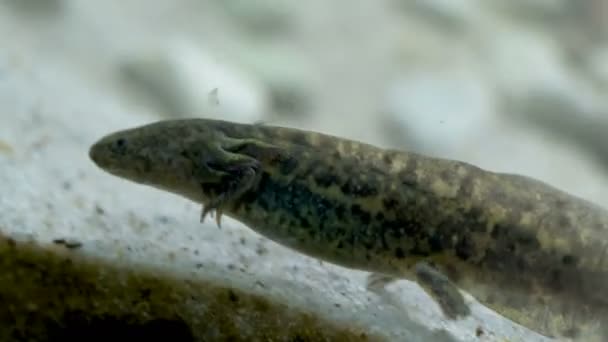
left=90, top=118, right=608, bottom=340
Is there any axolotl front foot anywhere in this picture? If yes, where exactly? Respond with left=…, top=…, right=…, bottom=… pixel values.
left=366, top=262, right=471, bottom=320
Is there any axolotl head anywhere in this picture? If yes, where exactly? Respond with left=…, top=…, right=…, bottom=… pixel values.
left=89, top=119, right=259, bottom=205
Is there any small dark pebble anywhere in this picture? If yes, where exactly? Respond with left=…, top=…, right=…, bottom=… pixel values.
left=140, top=288, right=152, bottom=300
left=228, top=290, right=239, bottom=303
left=475, top=326, right=484, bottom=337
left=255, top=243, right=268, bottom=255
left=95, top=205, right=105, bottom=215
left=255, top=280, right=266, bottom=288
left=53, top=238, right=83, bottom=249
left=156, top=215, right=170, bottom=224
left=62, top=181, right=72, bottom=190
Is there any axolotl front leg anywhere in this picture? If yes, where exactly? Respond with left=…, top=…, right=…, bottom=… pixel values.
left=367, top=262, right=471, bottom=320
left=195, top=137, right=273, bottom=226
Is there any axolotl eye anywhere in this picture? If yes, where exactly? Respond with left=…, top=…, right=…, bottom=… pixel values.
left=110, top=137, right=128, bottom=154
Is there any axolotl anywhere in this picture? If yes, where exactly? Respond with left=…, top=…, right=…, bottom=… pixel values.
left=89, top=118, right=608, bottom=340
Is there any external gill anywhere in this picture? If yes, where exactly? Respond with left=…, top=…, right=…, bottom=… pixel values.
left=199, top=137, right=276, bottom=228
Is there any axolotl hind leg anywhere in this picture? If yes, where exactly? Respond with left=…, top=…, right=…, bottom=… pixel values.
left=366, top=262, right=471, bottom=319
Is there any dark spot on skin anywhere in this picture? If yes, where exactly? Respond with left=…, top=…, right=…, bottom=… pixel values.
left=514, top=230, right=539, bottom=247
left=291, top=334, right=307, bottom=342
left=279, top=155, right=298, bottom=175
left=314, top=171, right=340, bottom=188
left=562, top=254, right=576, bottom=266
left=490, top=224, right=539, bottom=252
left=277, top=215, right=287, bottom=226
left=561, top=326, right=580, bottom=339
left=516, top=257, right=526, bottom=270
left=289, top=132, right=309, bottom=147
left=385, top=220, right=406, bottom=239
left=394, top=247, right=405, bottom=259
left=490, top=225, right=502, bottom=239
left=340, top=179, right=378, bottom=197
left=554, top=198, right=568, bottom=210
left=300, top=217, right=311, bottom=229
left=410, top=244, right=431, bottom=257
left=481, top=248, right=506, bottom=270
left=333, top=227, right=347, bottom=240
left=399, top=156, right=418, bottom=185
left=492, top=188, right=508, bottom=203
left=350, top=204, right=371, bottom=225
left=456, top=173, right=474, bottom=199
left=317, top=136, right=336, bottom=150
left=461, top=208, right=486, bottom=232
left=440, top=168, right=454, bottom=183
left=428, top=234, right=444, bottom=253
left=140, top=288, right=152, bottom=300
left=341, top=141, right=354, bottom=155
left=383, top=197, right=399, bottom=211
left=253, top=173, right=272, bottom=210
left=401, top=177, right=416, bottom=188
left=334, top=204, right=346, bottom=220
left=382, top=153, right=393, bottom=166
left=455, top=236, right=475, bottom=261
left=521, top=200, right=535, bottom=212
left=307, top=227, right=317, bottom=240
left=558, top=214, right=570, bottom=227
left=548, top=269, right=563, bottom=291
left=380, top=232, right=389, bottom=250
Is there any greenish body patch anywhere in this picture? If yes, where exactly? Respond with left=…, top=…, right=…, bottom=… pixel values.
left=90, top=118, right=608, bottom=341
